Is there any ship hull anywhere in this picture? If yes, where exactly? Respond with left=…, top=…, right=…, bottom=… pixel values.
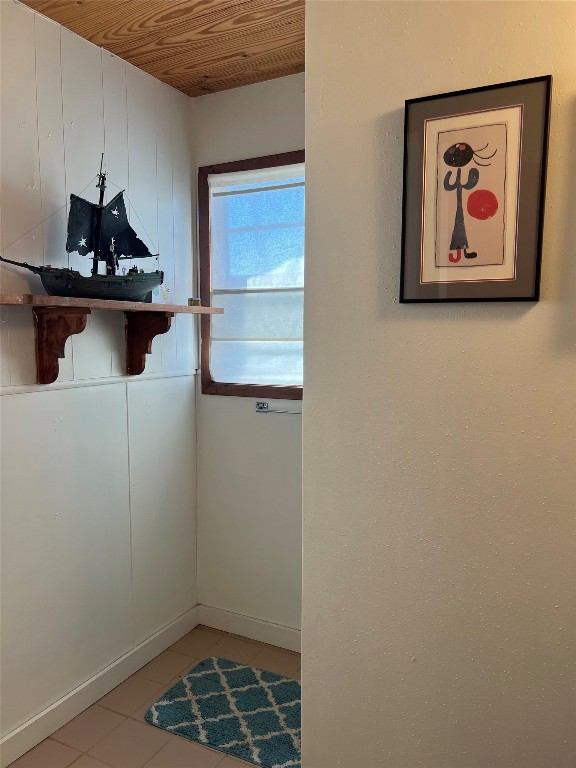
left=39, top=270, right=164, bottom=303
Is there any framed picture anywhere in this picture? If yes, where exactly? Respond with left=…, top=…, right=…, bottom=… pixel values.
left=400, top=75, right=551, bottom=302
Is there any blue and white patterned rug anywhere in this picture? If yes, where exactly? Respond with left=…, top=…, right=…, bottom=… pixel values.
left=145, top=657, right=301, bottom=768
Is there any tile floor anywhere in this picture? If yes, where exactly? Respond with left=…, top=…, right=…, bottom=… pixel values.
left=9, top=625, right=301, bottom=768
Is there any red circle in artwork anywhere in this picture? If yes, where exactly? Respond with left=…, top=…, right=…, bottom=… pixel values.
left=467, top=189, right=499, bottom=220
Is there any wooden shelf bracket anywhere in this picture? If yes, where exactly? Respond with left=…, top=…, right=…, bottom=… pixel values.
left=1, top=295, right=223, bottom=383
left=125, top=311, right=174, bottom=375
left=33, top=307, right=90, bottom=384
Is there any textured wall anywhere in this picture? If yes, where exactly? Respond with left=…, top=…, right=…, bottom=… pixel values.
left=195, top=76, right=304, bottom=631
left=303, top=2, right=575, bottom=767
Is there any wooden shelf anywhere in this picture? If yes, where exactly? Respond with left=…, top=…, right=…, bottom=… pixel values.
left=0, top=293, right=223, bottom=314
left=0, top=293, right=223, bottom=384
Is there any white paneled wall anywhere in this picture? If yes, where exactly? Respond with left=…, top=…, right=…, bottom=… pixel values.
left=0, top=3, right=198, bottom=763
left=0, top=1, right=195, bottom=385
left=128, top=377, right=197, bottom=644
left=0, top=384, right=133, bottom=734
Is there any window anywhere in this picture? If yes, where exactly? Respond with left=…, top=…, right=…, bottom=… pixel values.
left=199, top=151, right=305, bottom=399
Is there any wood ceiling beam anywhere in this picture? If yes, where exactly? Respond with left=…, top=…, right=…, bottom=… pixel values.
left=20, top=0, right=246, bottom=38
left=19, top=0, right=305, bottom=97
left=107, top=1, right=303, bottom=65
left=132, top=15, right=304, bottom=74
left=168, top=47, right=304, bottom=96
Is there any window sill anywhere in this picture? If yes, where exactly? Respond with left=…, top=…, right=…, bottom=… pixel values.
left=201, top=379, right=303, bottom=400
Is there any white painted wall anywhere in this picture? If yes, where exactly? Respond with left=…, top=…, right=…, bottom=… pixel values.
left=195, top=76, right=304, bottom=633
left=303, top=3, right=575, bottom=767
left=0, top=2, right=197, bottom=760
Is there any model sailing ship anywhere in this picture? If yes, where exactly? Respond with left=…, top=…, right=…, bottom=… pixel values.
left=0, top=158, right=163, bottom=302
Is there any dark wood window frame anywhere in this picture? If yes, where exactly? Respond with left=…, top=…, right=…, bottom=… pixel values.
left=198, top=150, right=305, bottom=399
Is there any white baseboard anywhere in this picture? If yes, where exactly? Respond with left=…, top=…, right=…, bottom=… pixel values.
left=0, top=606, right=200, bottom=768
left=1, top=604, right=300, bottom=767
left=198, top=605, right=301, bottom=653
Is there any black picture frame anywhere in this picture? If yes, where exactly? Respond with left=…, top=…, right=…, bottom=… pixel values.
left=400, top=75, right=551, bottom=302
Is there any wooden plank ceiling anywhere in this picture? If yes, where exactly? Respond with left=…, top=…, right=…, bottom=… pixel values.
left=20, top=0, right=305, bottom=97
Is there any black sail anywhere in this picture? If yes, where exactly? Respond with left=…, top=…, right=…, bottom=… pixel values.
left=3, top=160, right=164, bottom=303
left=100, top=191, right=152, bottom=258
left=66, top=194, right=98, bottom=255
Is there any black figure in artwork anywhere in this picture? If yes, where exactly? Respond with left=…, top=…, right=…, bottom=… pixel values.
left=443, top=142, right=497, bottom=262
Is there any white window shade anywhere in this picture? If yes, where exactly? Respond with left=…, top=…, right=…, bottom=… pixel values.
left=208, top=163, right=305, bottom=189
left=208, top=165, right=304, bottom=387
left=210, top=341, right=303, bottom=386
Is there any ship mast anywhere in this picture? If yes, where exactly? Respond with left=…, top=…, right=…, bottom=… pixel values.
left=92, top=153, right=107, bottom=276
